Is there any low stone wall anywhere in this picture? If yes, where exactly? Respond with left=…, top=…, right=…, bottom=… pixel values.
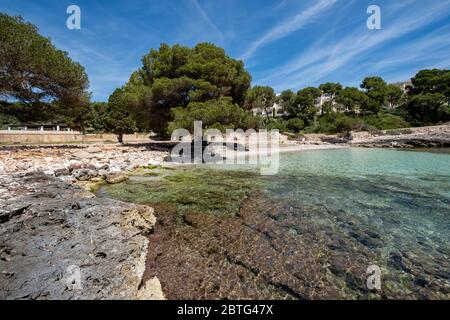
left=0, top=131, right=151, bottom=144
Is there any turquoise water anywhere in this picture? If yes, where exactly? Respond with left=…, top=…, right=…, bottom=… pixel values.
left=102, top=148, right=450, bottom=299
left=270, top=148, right=450, bottom=248
left=211, top=148, right=450, bottom=255
left=260, top=148, right=450, bottom=298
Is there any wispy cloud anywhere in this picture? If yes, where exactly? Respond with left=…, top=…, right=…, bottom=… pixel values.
left=260, top=0, right=450, bottom=91
left=190, top=0, right=224, bottom=41
left=274, top=0, right=290, bottom=11
left=369, top=27, right=450, bottom=72
left=4, top=0, right=448, bottom=100
left=242, top=0, right=338, bottom=60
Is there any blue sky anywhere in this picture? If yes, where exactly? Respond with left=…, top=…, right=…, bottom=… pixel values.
left=2, top=0, right=450, bottom=101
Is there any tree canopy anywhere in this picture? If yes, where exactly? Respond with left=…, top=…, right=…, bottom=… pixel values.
left=404, top=93, right=449, bottom=126
left=360, top=76, right=388, bottom=113
left=168, top=98, right=260, bottom=134
left=244, top=86, right=275, bottom=120
left=289, top=87, right=321, bottom=126
left=409, top=69, right=450, bottom=103
left=103, top=88, right=137, bottom=143
left=319, top=82, right=342, bottom=102
left=116, top=43, right=252, bottom=134
left=2, top=17, right=447, bottom=138
left=385, top=84, right=404, bottom=109
left=336, top=87, right=369, bottom=113
left=0, top=14, right=89, bottom=109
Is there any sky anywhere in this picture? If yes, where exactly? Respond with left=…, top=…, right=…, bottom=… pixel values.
left=2, top=0, right=450, bottom=101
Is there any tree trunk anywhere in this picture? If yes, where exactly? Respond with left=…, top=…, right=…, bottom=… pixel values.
left=117, top=133, right=124, bottom=144
left=264, top=108, right=271, bottom=122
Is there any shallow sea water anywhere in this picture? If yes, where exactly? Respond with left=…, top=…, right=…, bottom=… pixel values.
left=100, top=148, right=450, bottom=299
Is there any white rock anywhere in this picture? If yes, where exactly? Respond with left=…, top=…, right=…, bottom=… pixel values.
left=16, top=163, right=31, bottom=170
left=109, top=166, right=121, bottom=173
left=147, top=160, right=160, bottom=166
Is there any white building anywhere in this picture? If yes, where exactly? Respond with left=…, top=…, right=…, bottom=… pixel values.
left=251, top=101, right=287, bottom=118
left=253, top=81, right=407, bottom=119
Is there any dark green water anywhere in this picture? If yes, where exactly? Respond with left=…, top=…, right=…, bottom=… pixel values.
left=100, top=148, right=450, bottom=299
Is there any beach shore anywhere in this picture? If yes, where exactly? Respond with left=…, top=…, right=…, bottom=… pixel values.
left=0, top=144, right=168, bottom=299
left=0, top=124, right=448, bottom=299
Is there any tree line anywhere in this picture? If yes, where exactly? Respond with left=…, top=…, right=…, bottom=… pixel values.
left=245, top=70, right=450, bottom=135
left=1, top=13, right=449, bottom=142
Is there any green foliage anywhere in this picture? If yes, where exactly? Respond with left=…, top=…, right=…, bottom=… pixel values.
left=244, top=86, right=275, bottom=121
left=264, top=117, right=305, bottom=134
left=385, top=84, right=404, bottom=109
left=168, top=98, right=260, bottom=134
left=0, top=14, right=89, bottom=109
left=403, top=93, right=450, bottom=126
left=63, top=102, right=108, bottom=133
left=65, top=104, right=94, bottom=134
left=319, top=82, right=342, bottom=94
left=0, top=101, right=65, bottom=125
left=410, top=69, right=450, bottom=102
left=397, top=69, right=450, bottom=126
left=287, top=87, right=320, bottom=126
left=336, top=87, right=369, bottom=113
left=311, top=112, right=409, bottom=134
left=89, top=102, right=108, bottom=132
left=321, top=101, right=334, bottom=115
left=285, top=118, right=305, bottom=132
left=0, top=112, right=20, bottom=129
left=276, top=90, right=295, bottom=113
left=362, top=113, right=410, bottom=130
left=360, top=76, right=388, bottom=113
left=265, top=119, right=288, bottom=132
left=103, top=88, right=137, bottom=142
left=120, top=71, right=153, bottom=131
left=314, top=113, right=363, bottom=134
left=319, top=82, right=342, bottom=105
left=148, top=76, right=194, bottom=133
left=116, top=43, right=252, bottom=134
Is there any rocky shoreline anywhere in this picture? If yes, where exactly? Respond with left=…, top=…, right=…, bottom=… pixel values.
left=0, top=144, right=168, bottom=299
left=1, top=124, right=449, bottom=300
left=348, top=123, right=450, bottom=148
left=293, top=123, right=450, bottom=149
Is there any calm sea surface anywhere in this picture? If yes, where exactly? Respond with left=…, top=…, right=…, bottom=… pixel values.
left=100, top=148, right=450, bottom=299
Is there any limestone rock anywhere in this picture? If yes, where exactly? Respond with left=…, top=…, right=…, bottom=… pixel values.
left=72, top=169, right=98, bottom=181
left=0, top=173, right=159, bottom=300
left=136, top=277, right=166, bottom=300
left=54, top=167, right=70, bottom=177
left=105, top=173, right=129, bottom=184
